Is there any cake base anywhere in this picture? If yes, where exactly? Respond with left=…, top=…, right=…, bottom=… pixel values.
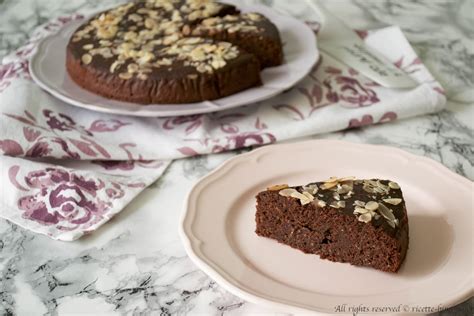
left=66, top=49, right=262, bottom=104
left=255, top=179, right=409, bottom=273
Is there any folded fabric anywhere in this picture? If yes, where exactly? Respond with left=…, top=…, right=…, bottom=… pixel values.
left=0, top=14, right=446, bottom=241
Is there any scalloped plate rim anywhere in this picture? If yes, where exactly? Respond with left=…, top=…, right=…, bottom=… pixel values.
left=179, top=139, right=473, bottom=314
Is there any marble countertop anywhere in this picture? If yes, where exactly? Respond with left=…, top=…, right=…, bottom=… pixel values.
left=0, top=0, right=472, bottom=315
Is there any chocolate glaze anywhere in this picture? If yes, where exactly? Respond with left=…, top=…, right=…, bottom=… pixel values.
left=294, top=179, right=407, bottom=236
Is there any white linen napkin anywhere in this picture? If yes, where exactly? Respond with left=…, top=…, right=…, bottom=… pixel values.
left=0, top=14, right=446, bottom=241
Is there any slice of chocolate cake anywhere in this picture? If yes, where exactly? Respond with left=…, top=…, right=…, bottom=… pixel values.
left=255, top=177, right=409, bottom=272
left=188, top=12, right=283, bottom=68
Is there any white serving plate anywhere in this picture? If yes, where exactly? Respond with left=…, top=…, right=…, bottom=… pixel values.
left=29, top=1, right=319, bottom=117
left=180, top=139, right=473, bottom=315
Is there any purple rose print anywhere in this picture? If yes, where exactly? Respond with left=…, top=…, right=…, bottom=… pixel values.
left=105, top=183, right=125, bottom=199
left=88, top=119, right=131, bottom=132
left=335, top=76, right=380, bottom=107
left=178, top=117, right=276, bottom=156
left=162, top=115, right=203, bottom=135
left=43, top=109, right=92, bottom=135
left=23, top=127, right=41, bottom=142
left=91, top=143, right=165, bottom=171
left=0, top=60, right=30, bottom=92
left=0, top=139, right=24, bottom=156
left=25, top=141, right=51, bottom=157
left=18, top=196, right=55, bottom=225
left=10, top=165, right=132, bottom=231
left=2, top=109, right=131, bottom=159
left=348, top=111, right=398, bottom=128
left=319, top=68, right=380, bottom=109
left=24, top=168, right=69, bottom=188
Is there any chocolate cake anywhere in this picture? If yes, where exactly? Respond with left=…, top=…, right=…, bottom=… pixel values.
left=255, top=177, right=409, bottom=272
left=66, top=0, right=284, bottom=104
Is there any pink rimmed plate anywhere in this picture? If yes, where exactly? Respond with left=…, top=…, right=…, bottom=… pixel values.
left=179, top=139, right=473, bottom=315
left=29, top=1, right=318, bottom=117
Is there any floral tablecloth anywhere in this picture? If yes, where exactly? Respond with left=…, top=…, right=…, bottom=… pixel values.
left=0, top=14, right=445, bottom=241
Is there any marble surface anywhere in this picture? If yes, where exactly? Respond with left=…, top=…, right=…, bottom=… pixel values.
left=0, top=0, right=473, bottom=315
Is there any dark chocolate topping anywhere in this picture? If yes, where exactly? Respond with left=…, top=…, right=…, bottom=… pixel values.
left=269, top=177, right=406, bottom=234
left=67, top=0, right=265, bottom=80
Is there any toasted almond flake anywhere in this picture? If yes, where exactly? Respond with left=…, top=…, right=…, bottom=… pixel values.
left=163, top=34, right=180, bottom=45
left=354, top=206, right=368, bottom=214
left=302, top=191, right=314, bottom=200
left=202, top=17, right=219, bottom=26
left=211, top=58, right=226, bottom=69
left=358, top=213, right=372, bottom=223
left=128, top=13, right=143, bottom=22
left=228, top=25, right=240, bottom=33
left=171, top=10, right=182, bottom=21
left=290, top=191, right=305, bottom=199
left=81, top=54, right=92, bottom=64
left=183, top=37, right=202, bottom=45
left=137, top=52, right=154, bottom=64
left=321, top=181, right=337, bottom=190
left=246, top=12, right=262, bottom=21
left=279, top=188, right=297, bottom=197
left=383, top=198, right=402, bottom=205
left=362, top=184, right=373, bottom=193
left=124, top=31, right=137, bottom=41
left=127, top=63, right=139, bottom=73
left=323, top=176, right=339, bottom=183
left=109, top=60, right=122, bottom=73
left=303, top=184, right=318, bottom=195
left=388, top=181, right=400, bottom=189
left=267, top=184, right=288, bottom=191
left=365, top=201, right=379, bottom=211
left=354, top=200, right=366, bottom=207
left=99, top=40, right=112, bottom=46
left=155, top=58, right=173, bottom=66
left=224, top=15, right=239, bottom=22
left=329, top=201, right=340, bottom=208
left=137, top=73, right=148, bottom=80
left=119, top=72, right=132, bottom=80
left=337, top=201, right=346, bottom=208
left=196, top=64, right=208, bottom=73
left=188, top=10, right=201, bottom=21
left=82, top=44, right=94, bottom=50
left=224, top=51, right=238, bottom=60
left=144, top=18, right=157, bottom=29
left=336, top=184, right=351, bottom=194
left=343, top=191, right=354, bottom=199
left=190, top=48, right=206, bottom=61
left=317, top=200, right=327, bottom=207
left=378, top=203, right=396, bottom=222
left=204, top=64, right=213, bottom=73
left=387, top=220, right=396, bottom=228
